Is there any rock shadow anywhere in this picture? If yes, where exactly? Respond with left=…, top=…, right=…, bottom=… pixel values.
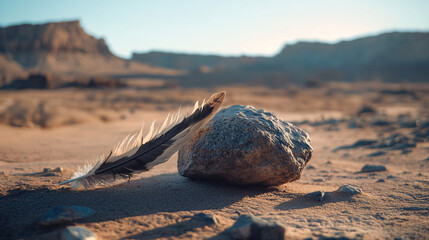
left=0, top=172, right=270, bottom=239
left=275, top=192, right=356, bottom=210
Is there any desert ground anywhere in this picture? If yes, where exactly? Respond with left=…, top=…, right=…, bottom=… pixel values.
left=1, top=82, right=428, bottom=239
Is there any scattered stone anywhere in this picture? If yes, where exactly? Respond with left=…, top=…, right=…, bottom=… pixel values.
left=367, top=151, right=386, bottom=157
left=227, top=214, right=285, bottom=240
left=401, top=149, right=412, bottom=155
left=313, top=178, right=325, bottom=182
left=386, top=175, right=397, bottom=179
left=361, top=164, right=387, bottom=173
left=306, top=191, right=327, bottom=202
left=376, top=179, right=385, bottom=183
left=326, top=161, right=332, bottom=165
left=39, top=206, right=95, bottom=226
left=357, top=105, right=376, bottom=115
left=191, top=213, right=220, bottom=225
left=60, top=226, right=97, bottom=240
left=348, top=118, right=364, bottom=129
left=43, top=167, right=64, bottom=173
left=371, top=133, right=412, bottom=149
left=336, top=184, right=362, bottom=194
left=306, top=165, right=315, bottom=170
left=178, top=105, right=313, bottom=186
left=0, top=171, right=7, bottom=176
left=391, top=142, right=416, bottom=150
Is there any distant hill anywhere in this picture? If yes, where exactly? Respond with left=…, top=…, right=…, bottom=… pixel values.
left=145, top=32, right=429, bottom=87
left=132, top=51, right=266, bottom=72
left=0, top=20, right=182, bottom=77
left=255, top=32, right=429, bottom=82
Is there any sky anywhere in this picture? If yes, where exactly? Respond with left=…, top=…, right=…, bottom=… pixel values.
left=1, top=0, right=429, bottom=58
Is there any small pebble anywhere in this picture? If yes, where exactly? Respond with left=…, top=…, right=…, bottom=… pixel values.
left=306, top=191, right=327, bottom=202
left=313, top=178, right=325, bottom=182
left=376, top=179, right=385, bottom=183
left=336, top=184, right=362, bottom=195
left=60, top=226, right=97, bottom=240
left=39, top=205, right=96, bottom=226
left=191, top=213, right=220, bottom=225
left=227, top=214, right=285, bottom=240
left=361, top=164, right=387, bottom=173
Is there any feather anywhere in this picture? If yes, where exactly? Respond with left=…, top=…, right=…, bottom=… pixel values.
left=60, top=91, right=226, bottom=189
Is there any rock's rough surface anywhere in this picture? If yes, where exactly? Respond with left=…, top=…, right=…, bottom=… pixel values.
left=39, top=206, right=95, bottom=226
left=227, top=214, right=285, bottom=240
left=178, top=105, right=312, bottom=186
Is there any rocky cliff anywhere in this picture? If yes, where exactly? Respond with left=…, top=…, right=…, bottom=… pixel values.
left=0, top=21, right=181, bottom=76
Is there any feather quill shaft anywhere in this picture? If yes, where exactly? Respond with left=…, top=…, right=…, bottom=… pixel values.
left=60, top=91, right=226, bottom=188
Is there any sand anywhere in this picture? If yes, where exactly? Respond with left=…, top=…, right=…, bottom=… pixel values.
left=1, top=83, right=428, bottom=239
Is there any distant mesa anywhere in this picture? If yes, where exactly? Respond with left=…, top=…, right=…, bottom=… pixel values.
left=0, top=20, right=182, bottom=82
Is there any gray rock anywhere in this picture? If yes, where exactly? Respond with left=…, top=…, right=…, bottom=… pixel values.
left=60, top=226, right=97, bottom=240
left=313, top=178, right=325, bottom=183
left=361, top=164, right=387, bottom=173
left=191, top=213, right=220, bottom=225
left=306, top=191, right=327, bottom=202
left=227, top=214, right=285, bottom=240
left=336, top=184, right=362, bottom=194
left=178, top=105, right=313, bottom=186
left=39, top=206, right=95, bottom=226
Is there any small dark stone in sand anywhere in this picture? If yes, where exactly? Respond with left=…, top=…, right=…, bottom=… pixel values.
left=306, top=165, right=315, bottom=170
left=401, top=149, right=412, bottom=155
left=306, top=191, right=327, bottom=202
left=336, top=184, right=362, bottom=194
left=313, top=178, right=325, bottom=183
left=368, top=151, right=386, bottom=157
left=60, top=226, right=96, bottom=240
left=391, top=142, right=416, bottom=150
left=387, top=175, right=397, bottom=179
left=357, top=105, right=376, bottom=115
left=376, top=179, right=385, bottom=183
left=227, top=214, right=285, bottom=240
left=0, top=171, right=7, bottom=176
left=192, top=213, right=220, bottom=225
left=43, top=167, right=63, bottom=173
left=361, top=164, right=387, bottom=173
left=39, top=206, right=95, bottom=226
